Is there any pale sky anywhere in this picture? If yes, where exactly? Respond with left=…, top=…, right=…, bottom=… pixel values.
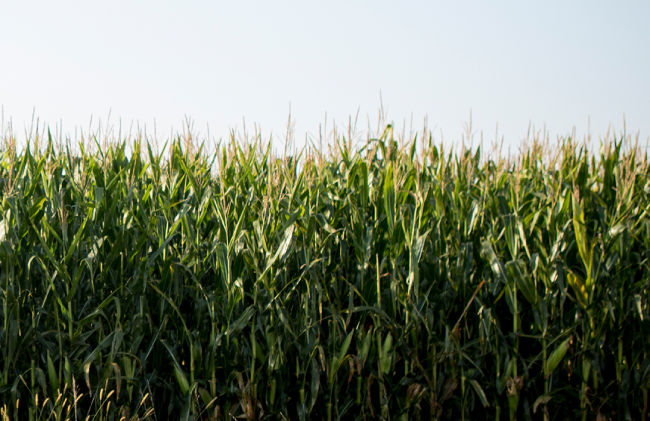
left=1, top=1, right=649, bottom=151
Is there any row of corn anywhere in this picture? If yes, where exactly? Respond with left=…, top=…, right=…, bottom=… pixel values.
left=0, top=126, right=648, bottom=419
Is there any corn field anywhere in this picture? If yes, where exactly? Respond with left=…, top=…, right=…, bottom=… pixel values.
left=0, top=126, right=649, bottom=420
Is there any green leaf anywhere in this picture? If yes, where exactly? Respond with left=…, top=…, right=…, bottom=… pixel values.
left=275, top=223, right=295, bottom=263
left=572, top=192, right=593, bottom=277
left=47, top=350, right=58, bottom=393
left=506, top=260, right=537, bottom=305
left=383, top=163, right=395, bottom=232
left=226, top=307, right=255, bottom=336
left=174, top=364, right=191, bottom=396
left=567, top=271, right=589, bottom=308
left=379, top=333, right=393, bottom=375
left=161, top=340, right=191, bottom=396
left=84, top=361, right=93, bottom=395
left=545, top=336, right=572, bottom=377
left=469, top=379, right=489, bottom=408
left=329, top=332, right=354, bottom=384
left=337, top=332, right=353, bottom=366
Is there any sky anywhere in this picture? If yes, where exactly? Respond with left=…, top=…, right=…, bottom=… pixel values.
left=1, top=1, right=649, bottom=152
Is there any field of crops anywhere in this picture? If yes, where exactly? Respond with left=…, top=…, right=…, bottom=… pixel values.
left=0, top=125, right=648, bottom=420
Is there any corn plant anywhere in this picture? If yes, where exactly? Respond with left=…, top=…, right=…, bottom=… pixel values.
left=0, top=125, right=648, bottom=419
